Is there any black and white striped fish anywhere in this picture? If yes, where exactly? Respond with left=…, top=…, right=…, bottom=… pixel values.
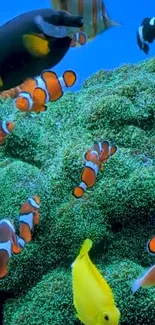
left=137, top=17, right=155, bottom=54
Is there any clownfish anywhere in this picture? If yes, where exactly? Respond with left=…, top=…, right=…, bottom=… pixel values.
left=146, top=235, right=155, bottom=256
left=72, top=140, right=117, bottom=198
left=14, top=70, right=77, bottom=113
left=72, top=238, right=120, bottom=325
left=0, top=219, right=22, bottom=279
left=19, top=196, right=40, bottom=243
left=70, top=31, right=87, bottom=47
left=0, top=120, right=14, bottom=145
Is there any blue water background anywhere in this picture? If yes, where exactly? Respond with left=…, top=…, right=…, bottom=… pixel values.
left=1, top=0, right=155, bottom=90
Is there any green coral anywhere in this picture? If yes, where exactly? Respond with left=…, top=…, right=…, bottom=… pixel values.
left=3, top=261, right=155, bottom=325
left=0, top=58, right=155, bottom=324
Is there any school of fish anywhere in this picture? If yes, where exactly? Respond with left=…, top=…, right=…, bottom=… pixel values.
left=0, top=1, right=154, bottom=325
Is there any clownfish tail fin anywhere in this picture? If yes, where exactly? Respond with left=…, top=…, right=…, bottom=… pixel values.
left=62, top=70, right=77, bottom=88
left=72, top=181, right=87, bottom=199
left=146, top=236, right=155, bottom=256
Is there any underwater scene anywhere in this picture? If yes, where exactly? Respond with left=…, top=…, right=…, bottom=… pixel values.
left=0, top=0, right=155, bottom=324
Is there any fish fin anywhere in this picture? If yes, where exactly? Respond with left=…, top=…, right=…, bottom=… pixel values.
left=76, top=313, right=84, bottom=322
left=41, top=71, right=57, bottom=81
left=20, top=223, right=32, bottom=243
left=131, top=278, right=141, bottom=294
left=72, top=186, right=84, bottom=198
left=15, top=96, right=30, bottom=111
left=84, top=149, right=91, bottom=161
left=78, top=31, right=88, bottom=45
left=0, top=250, right=9, bottom=279
left=51, top=0, right=59, bottom=10
left=33, top=87, right=47, bottom=105
left=0, top=76, right=3, bottom=87
left=32, top=104, right=47, bottom=113
left=63, top=70, right=77, bottom=87
left=35, top=15, right=67, bottom=38
left=100, top=141, right=110, bottom=162
left=109, top=145, right=117, bottom=156
left=87, top=36, right=95, bottom=43
left=41, top=105, right=47, bottom=111
left=70, top=35, right=77, bottom=47
left=146, top=237, right=155, bottom=256
left=22, top=34, right=50, bottom=57
left=79, top=238, right=92, bottom=258
left=35, top=105, right=47, bottom=113
left=12, top=243, right=22, bottom=254
left=103, top=9, right=122, bottom=28
left=106, top=18, right=122, bottom=28
left=71, top=238, right=92, bottom=267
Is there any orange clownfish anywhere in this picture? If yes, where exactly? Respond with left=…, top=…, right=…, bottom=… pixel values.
left=0, top=120, right=14, bottom=145
left=0, top=219, right=22, bottom=279
left=19, top=196, right=40, bottom=243
left=146, top=236, right=155, bottom=256
left=72, top=140, right=117, bottom=198
left=14, top=70, right=77, bottom=113
left=70, top=31, right=88, bottom=47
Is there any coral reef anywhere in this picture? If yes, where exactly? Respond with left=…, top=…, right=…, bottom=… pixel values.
left=0, top=58, right=155, bottom=325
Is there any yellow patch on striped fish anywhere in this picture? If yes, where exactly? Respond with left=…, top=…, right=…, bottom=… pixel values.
left=51, top=0, right=121, bottom=41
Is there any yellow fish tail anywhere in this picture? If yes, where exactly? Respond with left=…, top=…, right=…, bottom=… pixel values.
left=72, top=238, right=92, bottom=267
left=79, top=238, right=92, bottom=258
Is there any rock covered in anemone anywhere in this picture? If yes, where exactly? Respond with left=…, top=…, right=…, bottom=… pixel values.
left=0, top=57, right=155, bottom=325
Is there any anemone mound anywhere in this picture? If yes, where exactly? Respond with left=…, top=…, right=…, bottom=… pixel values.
left=0, top=57, right=155, bottom=325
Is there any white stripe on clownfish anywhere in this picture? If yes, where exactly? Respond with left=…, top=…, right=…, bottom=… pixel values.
left=90, top=150, right=99, bottom=157
left=16, top=92, right=33, bottom=110
left=19, top=212, right=33, bottom=230
left=0, top=240, right=12, bottom=258
left=98, top=142, right=102, bottom=152
left=59, top=76, right=67, bottom=89
left=28, top=197, right=40, bottom=209
left=84, top=161, right=99, bottom=175
left=35, top=75, right=50, bottom=103
left=1, top=121, right=10, bottom=135
left=16, top=235, right=26, bottom=249
left=78, top=181, right=88, bottom=191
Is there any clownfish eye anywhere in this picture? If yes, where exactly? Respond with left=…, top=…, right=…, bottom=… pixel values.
left=104, top=315, right=109, bottom=321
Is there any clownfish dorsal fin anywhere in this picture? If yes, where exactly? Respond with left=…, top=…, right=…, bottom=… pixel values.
left=41, top=71, right=57, bottom=83
left=109, top=145, right=117, bottom=156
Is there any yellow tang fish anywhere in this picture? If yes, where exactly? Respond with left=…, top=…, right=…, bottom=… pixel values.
left=51, top=0, right=121, bottom=43
left=71, top=238, right=120, bottom=325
